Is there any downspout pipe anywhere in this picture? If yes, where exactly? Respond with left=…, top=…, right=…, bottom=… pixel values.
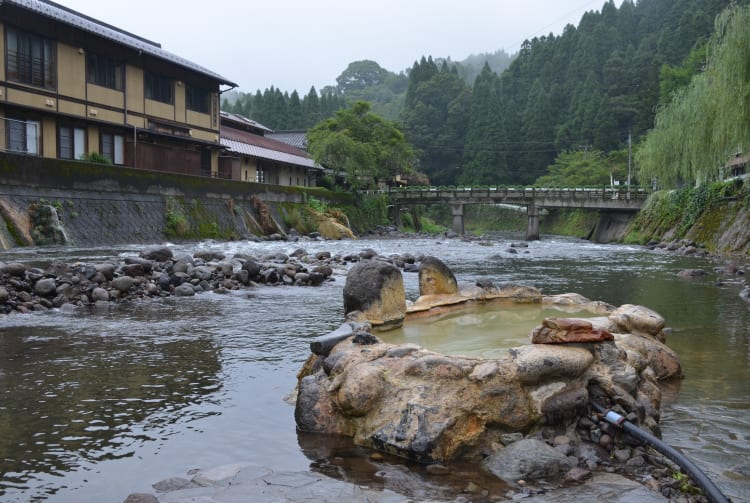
left=591, top=401, right=731, bottom=503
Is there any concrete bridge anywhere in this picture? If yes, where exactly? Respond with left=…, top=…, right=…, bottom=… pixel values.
left=386, top=186, right=650, bottom=240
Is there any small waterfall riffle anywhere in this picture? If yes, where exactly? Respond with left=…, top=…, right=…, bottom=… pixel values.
left=30, top=203, right=70, bottom=246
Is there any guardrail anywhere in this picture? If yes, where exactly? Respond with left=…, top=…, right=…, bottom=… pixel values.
left=385, top=186, right=650, bottom=202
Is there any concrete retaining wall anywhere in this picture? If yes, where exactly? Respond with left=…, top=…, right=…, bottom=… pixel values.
left=0, top=153, right=350, bottom=249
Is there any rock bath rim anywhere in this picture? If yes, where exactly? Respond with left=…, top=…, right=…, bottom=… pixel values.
left=293, top=256, right=701, bottom=500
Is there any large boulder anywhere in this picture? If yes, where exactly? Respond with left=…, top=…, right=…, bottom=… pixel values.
left=418, top=256, right=458, bottom=296
left=343, top=261, right=405, bottom=329
left=318, top=219, right=356, bottom=240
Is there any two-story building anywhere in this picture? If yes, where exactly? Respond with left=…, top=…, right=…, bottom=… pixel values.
left=219, top=111, right=320, bottom=186
left=0, top=0, right=236, bottom=176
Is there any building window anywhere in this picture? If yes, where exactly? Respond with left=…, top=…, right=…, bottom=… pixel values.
left=144, top=72, right=173, bottom=104
left=101, top=132, right=124, bottom=164
left=6, top=118, right=40, bottom=154
left=6, top=26, right=56, bottom=89
left=87, top=52, right=124, bottom=90
left=59, top=125, right=86, bottom=160
left=200, top=148, right=211, bottom=176
left=186, top=85, right=210, bottom=113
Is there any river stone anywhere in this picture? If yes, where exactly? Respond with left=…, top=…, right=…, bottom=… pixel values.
left=140, top=246, right=173, bottom=262
left=111, top=276, right=135, bottom=293
left=44, top=260, right=69, bottom=277
left=418, top=256, right=458, bottom=296
left=242, top=259, right=261, bottom=280
left=510, top=345, right=594, bottom=384
left=216, top=261, right=233, bottom=276
left=95, top=263, right=116, bottom=280
left=91, top=287, right=109, bottom=302
left=34, top=278, right=57, bottom=297
left=482, top=438, right=572, bottom=482
left=343, top=260, right=405, bottom=329
left=0, top=286, right=8, bottom=303
left=312, top=264, right=333, bottom=278
left=171, top=260, right=191, bottom=274
left=677, top=268, right=707, bottom=278
left=1, top=262, right=26, bottom=277
left=193, top=266, right=213, bottom=281
left=609, top=304, right=665, bottom=338
left=531, top=317, right=614, bottom=344
left=174, top=283, right=196, bottom=296
left=121, top=263, right=146, bottom=278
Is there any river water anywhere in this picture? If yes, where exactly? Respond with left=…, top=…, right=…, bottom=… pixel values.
left=0, top=234, right=748, bottom=502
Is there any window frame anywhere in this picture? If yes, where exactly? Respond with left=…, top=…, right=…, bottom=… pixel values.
left=144, top=71, right=174, bottom=104
left=58, top=124, right=86, bottom=160
left=86, top=52, right=124, bottom=91
left=186, top=85, right=210, bottom=114
left=5, top=25, right=56, bottom=89
left=100, top=131, right=124, bottom=165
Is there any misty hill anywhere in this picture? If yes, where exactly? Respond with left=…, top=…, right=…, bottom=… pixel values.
left=221, top=50, right=515, bottom=127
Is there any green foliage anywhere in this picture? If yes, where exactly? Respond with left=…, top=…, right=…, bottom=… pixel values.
left=535, top=149, right=627, bottom=187
left=165, top=198, right=190, bottom=237
left=345, top=192, right=389, bottom=232
left=659, top=42, right=708, bottom=105
left=164, top=197, right=228, bottom=239
left=281, top=205, right=317, bottom=235
left=637, top=4, right=750, bottom=188
left=307, top=101, right=415, bottom=189
left=625, top=181, right=739, bottom=243
left=402, top=57, right=471, bottom=185
left=221, top=86, right=345, bottom=129
left=459, top=63, right=507, bottom=185
left=80, top=152, right=112, bottom=165
left=307, top=196, right=328, bottom=213
left=418, top=216, right=446, bottom=234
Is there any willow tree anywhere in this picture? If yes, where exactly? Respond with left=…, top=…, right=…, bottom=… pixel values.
left=637, top=5, right=750, bottom=187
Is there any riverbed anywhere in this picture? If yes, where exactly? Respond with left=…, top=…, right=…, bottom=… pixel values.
left=0, top=234, right=748, bottom=502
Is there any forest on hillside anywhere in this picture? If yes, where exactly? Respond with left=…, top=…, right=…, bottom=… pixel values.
left=222, top=0, right=748, bottom=187
left=220, top=50, right=514, bottom=129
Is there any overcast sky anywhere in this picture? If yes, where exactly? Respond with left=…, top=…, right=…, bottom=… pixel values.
left=60, top=0, right=622, bottom=94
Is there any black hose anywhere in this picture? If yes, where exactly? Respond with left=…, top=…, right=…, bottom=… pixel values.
left=591, top=401, right=731, bottom=503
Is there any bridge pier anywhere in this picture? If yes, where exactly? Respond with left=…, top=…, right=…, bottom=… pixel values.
left=526, top=204, right=540, bottom=241
left=451, top=203, right=465, bottom=235
left=388, top=204, right=401, bottom=227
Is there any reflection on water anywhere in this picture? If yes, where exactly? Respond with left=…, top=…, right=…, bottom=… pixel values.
left=0, top=235, right=748, bottom=501
left=0, top=304, right=223, bottom=500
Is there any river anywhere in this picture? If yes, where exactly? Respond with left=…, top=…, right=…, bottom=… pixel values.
left=0, top=234, right=748, bottom=502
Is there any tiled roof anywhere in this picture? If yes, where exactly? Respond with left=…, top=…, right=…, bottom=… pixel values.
left=221, top=125, right=318, bottom=169
left=220, top=111, right=272, bottom=133
left=5, top=0, right=237, bottom=86
left=267, top=130, right=308, bottom=150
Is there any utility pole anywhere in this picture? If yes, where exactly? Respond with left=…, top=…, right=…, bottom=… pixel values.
left=627, top=130, right=632, bottom=199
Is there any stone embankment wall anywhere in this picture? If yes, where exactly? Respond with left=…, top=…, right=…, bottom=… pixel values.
left=0, top=154, right=350, bottom=249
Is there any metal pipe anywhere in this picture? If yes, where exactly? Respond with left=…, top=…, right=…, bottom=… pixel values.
left=591, top=401, right=731, bottom=503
